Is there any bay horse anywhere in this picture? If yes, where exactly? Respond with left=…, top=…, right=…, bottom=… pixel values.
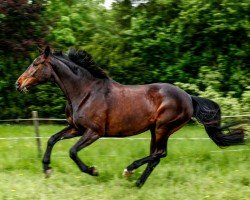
left=16, top=46, right=246, bottom=187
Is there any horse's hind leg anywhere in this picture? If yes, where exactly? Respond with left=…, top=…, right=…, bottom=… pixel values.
left=123, top=155, right=154, bottom=176
left=135, top=158, right=160, bottom=187
left=42, top=125, right=83, bottom=177
left=123, top=128, right=167, bottom=176
left=135, top=128, right=169, bottom=187
left=135, top=115, right=191, bottom=187
left=124, top=132, right=168, bottom=187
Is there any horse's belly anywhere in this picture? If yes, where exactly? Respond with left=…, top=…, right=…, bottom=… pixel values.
left=106, top=113, right=154, bottom=137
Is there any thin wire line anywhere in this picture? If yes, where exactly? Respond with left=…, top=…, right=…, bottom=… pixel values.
left=0, top=114, right=250, bottom=122
left=0, top=137, right=210, bottom=140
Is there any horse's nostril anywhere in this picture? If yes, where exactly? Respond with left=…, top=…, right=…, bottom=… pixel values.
left=15, top=82, right=20, bottom=90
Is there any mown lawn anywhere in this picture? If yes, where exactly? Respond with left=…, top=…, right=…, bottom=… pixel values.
left=0, top=124, right=249, bottom=200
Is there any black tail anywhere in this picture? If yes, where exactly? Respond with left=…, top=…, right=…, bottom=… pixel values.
left=191, top=96, right=246, bottom=147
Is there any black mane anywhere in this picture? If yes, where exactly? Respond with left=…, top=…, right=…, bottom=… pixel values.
left=53, top=49, right=108, bottom=79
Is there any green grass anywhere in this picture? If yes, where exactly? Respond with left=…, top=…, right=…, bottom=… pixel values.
left=0, top=124, right=249, bottom=200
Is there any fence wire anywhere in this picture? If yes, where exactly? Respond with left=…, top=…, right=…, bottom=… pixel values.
left=0, top=136, right=211, bottom=141
left=0, top=114, right=250, bottom=123
left=0, top=114, right=249, bottom=142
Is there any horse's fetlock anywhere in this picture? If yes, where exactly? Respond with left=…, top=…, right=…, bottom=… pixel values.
left=127, top=163, right=136, bottom=171
left=42, top=160, right=50, bottom=165
left=160, top=152, right=167, bottom=158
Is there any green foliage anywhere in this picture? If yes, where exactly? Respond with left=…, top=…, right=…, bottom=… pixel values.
left=0, top=0, right=249, bottom=119
left=175, top=82, right=250, bottom=117
left=0, top=0, right=48, bottom=56
left=0, top=1, right=55, bottom=119
left=28, top=84, right=66, bottom=118
left=46, top=0, right=107, bottom=49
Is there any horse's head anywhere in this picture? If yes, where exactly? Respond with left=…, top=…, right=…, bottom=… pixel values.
left=16, top=46, right=52, bottom=92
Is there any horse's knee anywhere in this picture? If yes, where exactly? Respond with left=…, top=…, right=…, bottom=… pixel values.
left=47, top=135, right=57, bottom=146
left=69, top=147, right=77, bottom=159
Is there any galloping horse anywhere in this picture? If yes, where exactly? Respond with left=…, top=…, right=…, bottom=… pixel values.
left=16, top=46, right=246, bottom=187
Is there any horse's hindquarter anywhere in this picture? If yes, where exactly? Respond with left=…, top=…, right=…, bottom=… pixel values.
left=153, top=83, right=193, bottom=132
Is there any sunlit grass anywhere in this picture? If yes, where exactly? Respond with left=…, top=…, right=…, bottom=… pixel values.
left=0, top=124, right=249, bottom=200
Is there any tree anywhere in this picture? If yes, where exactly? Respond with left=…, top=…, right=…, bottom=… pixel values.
left=0, top=0, right=48, bottom=56
left=0, top=0, right=54, bottom=119
left=1, top=0, right=249, bottom=119
left=129, top=0, right=250, bottom=95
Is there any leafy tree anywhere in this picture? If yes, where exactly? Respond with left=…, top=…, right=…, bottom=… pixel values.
left=0, top=0, right=47, bottom=56
left=129, top=0, right=250, bottom=94
left=0, top=0, right=55, bottom=119
left=46, top=0, right=106, bottom=49
left=0, top=0, right=249, bottom=119
left=170, top=0, right=250, bottom=96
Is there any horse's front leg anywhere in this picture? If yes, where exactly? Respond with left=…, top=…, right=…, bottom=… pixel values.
left=69, top=129, right=100, bottom=176
left=42, top=125, right=83, bottom=177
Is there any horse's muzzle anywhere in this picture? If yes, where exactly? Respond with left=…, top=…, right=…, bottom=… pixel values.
left=15, top=81, right=28, bottom=93
left=15, top=81, right=21, bottom=92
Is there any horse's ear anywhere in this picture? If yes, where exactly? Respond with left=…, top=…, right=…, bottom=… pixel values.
left=44, top=46, right=51, bottom=58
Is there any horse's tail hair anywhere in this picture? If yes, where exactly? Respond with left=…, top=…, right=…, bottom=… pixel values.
left=191, top=96, right=246, bottom=147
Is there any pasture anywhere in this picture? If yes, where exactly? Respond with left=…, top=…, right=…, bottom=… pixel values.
left=0, top=124, right=249, bottom=200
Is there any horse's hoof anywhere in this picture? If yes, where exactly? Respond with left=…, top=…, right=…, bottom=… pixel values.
left=135, top=180, right=143, bottom=188
left=89, top=166, right=99, bottom=176
left=44, top=168, right=52, bottom=178
left=123, top=169, right=134, bottom=177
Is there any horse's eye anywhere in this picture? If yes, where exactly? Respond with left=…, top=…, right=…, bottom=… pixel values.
left=33, top=61, right=44, bottom=67
left=33, top=57, right=45, bottom=66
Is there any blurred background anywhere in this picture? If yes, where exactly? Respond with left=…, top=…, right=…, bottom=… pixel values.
left=0, top=0, right=249, bottom=119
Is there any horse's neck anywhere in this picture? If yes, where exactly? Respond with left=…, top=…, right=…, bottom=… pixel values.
left=51, top=59, right=91, bottom=103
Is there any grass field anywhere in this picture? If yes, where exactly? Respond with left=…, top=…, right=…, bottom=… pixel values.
left=0, top=124, right=249, bottom=200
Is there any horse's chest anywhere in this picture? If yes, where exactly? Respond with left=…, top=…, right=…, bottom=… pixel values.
left=71, top=102, right=107, bottom=134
